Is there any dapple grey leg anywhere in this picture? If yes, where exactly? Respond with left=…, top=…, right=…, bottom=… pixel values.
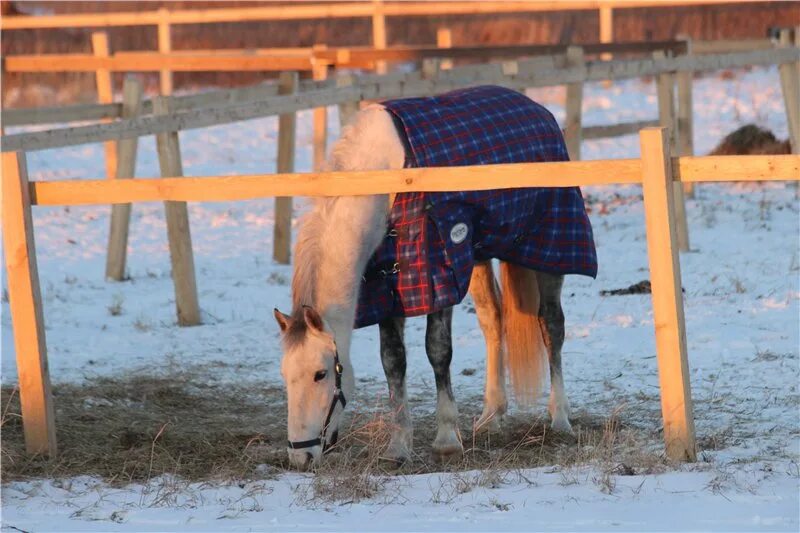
left=378, top=316, right=413, bottom=463
left=425, top=307, right=463, bottom=457
left=535, top=271, right=573, bottom=434
left=469, top=261, right=507, bottom=433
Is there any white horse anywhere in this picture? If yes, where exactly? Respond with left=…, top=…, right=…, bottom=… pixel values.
left=274, top=103, right=573, bottom=470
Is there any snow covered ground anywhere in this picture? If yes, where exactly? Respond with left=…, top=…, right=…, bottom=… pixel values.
left=2, top=66, right=798, bottom=531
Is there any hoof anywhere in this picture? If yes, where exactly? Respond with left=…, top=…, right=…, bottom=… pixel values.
left=550, top=417, right=575, bottom=438
left=474, top=410, right=503, bottom=433
left=379, top=454, right=408, bottom=469
left=432, top=432, right=463, bottom=460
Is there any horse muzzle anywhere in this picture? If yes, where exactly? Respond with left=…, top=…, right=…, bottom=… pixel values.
left=287, top=446, right=321, bottom=470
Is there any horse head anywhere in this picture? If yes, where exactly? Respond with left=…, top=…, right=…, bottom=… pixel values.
left=274, top=306, right=347, bottom=470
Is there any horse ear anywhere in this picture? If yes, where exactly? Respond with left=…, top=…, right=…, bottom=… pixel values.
left=273, top=308, right=292, bottom=333
left=302, top=306, right=325, bottom=333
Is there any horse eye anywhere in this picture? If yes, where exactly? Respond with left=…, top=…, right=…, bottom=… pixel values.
left=314, top=370, right=328, bottom=382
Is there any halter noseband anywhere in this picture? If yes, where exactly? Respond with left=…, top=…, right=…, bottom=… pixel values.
left=286, top=348, right=347, bottom=454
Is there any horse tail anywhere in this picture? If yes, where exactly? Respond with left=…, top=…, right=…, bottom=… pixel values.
left=499, top=261, right=547, bottom=406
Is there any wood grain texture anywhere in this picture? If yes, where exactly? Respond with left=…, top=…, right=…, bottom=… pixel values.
left=273, top=71, right=298, bottom=265
left=311, top=56, right=329, bottom=172
left=91, top=32, right=117, bottom=181
left=676, top=38, right=696, bottom=197
left=654, top=50, right=690, bottom=252
left=639, top=127, right=697, bottom=462
left=153, top=97, right=201, bottom=327
left=157, top=8, right=173, bottom=95
left=105, top=78, right=143, bottom=281
left=564, top=46, right=585, bottom=160
left=2, top=152, right=57, bottom=456
left=1, top=1, right=756, bottom=29
left=4, top=48, right=798, bottom=153
left=371, top=0, right=387, bottom=74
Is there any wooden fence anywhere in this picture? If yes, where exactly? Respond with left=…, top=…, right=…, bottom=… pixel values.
left=0, top=0, right=758, bottom=85
left=3, top=135, right=799, bottom=461
left=3, top=41, right=798, bottom=268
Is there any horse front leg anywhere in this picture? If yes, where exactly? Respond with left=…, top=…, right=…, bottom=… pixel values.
left=535, top=271, right=573, bottom=434
left=378, top=316, right=413, bottom=464
left=425, top=307, right=463, bottom=458
left=469, top=261, right=507, bottom=433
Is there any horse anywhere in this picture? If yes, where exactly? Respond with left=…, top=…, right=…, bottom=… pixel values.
left=274, top=86, right=597, bottom=470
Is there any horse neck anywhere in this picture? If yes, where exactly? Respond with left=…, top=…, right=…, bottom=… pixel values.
left=293, top=195, right=390, bottom=359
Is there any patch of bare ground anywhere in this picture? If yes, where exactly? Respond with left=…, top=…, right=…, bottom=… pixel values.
left=2, top=373, right=670, bottom=502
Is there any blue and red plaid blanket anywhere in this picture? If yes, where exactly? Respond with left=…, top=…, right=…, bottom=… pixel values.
left=354, top=85, right=597, bottom=329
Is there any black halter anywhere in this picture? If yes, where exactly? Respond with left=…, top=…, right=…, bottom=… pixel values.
left=286, top=349, right=347, bottom=453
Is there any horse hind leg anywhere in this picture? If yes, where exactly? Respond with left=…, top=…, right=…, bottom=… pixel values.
left=536, top=271, right=573, bottom=435
left=469, top=261, right=507, bottom=433
left=378, top=316, right=413, bottom=464
left=425, top=307, right=463, bottom=458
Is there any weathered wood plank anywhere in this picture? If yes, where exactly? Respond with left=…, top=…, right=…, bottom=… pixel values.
left=582, top=119, right=660, bottom=139
left=91, top=32, right=117, bottom=181
left=105, top=77, right=143, bottom=281
left=675, top=155, right=800, bottom=182
left=312, top=56, right=329, bottom=172
left=371, top=0, right=387, bottom=74
left=2, top=152, right=57, bottom=456
left=273, top=71, right=298, bottom=265
left=676, top=38, right=696, bottom=197
left=654, top=50, right=690, bottom=253
left=639, top=127, right=696, bottom=463
left=564, top=46, right=585, bottom=160
left=28, top=159, right=644, bottom=206
left=153, top=97, right=201, bottom=327
left=3, top=48, right=798, bottom=153
left=157, top=8, right=173, bottom=95
left=27, top=154, right=798, bottom=208
left=0, top=1, right=753, bottom=30
left=5, top=52, right=315, bottom=72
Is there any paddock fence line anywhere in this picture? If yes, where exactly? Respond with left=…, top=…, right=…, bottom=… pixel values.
left=3, top=133, right=799, bottom=461
left=3, top=43, right=798, bottom=275
left=5, top=47, right=797, bottom=153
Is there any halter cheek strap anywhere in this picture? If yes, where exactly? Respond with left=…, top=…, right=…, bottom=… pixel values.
left=287, top=349, right=347, bottom=454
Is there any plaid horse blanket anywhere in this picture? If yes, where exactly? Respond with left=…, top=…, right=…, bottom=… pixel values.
left=354, top=85, right=597, bottom=329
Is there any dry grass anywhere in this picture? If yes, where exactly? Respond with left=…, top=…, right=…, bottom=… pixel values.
left=1, top=373, right=669, bottom=503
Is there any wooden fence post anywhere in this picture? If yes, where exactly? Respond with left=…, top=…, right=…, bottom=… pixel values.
left=336, top=73, right=359, bottom=128
left=422, top=57, right=440, bottom=79
left=153, top=97, right=201, bottom=326
left=91, top=31, right=116, bottom=180
left=778, top=28, right=800, bottom=154
left=273, top=71, right=298, bottom=265
left=564, top=45, right=585, bottom=161
left=2, top=151, right=57, bottom=456
left=676, top=37, right=696, bottom=198
left=639, top=127, right=697, bottom=463
left=437, top=27, right=453, bottom=70
left=312, top=55, right=329, bottom=172
left=599, top=6, right=613, bottom=61
left=105, top=77, right=144, bottom=281
left=654, top=50, right=690, bottom=252
left=372, top=0, right=387, bottom=74
left=157, top=8, right=173, bottom=95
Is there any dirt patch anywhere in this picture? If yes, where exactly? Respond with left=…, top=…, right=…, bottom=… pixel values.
left=1, top=373, right=667, bottom=497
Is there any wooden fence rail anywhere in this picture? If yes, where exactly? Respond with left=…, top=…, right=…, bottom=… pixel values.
left=3, top=40, right=692, bottom=74
left=3, top=139, right=799, bottom=460
left=4, top=38, right=772, bottom=129
left=4, top=47, right=797, bottom=154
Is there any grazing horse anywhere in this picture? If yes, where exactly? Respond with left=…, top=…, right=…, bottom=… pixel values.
left=274, top=86, right=597, bottom=470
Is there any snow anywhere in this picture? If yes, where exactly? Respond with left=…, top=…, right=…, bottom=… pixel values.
left=2, top=66, right=799, bottom=531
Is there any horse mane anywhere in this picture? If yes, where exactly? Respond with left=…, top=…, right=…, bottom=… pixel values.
left=290, top=104, right=402, bottom=317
